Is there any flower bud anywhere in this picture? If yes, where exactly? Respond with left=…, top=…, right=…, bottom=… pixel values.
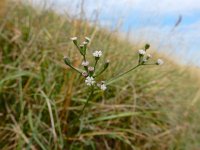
left=88, top=66, right=94, bottom=72
left=71, top=37, right=78, bottom=46
left=82, top=71, right=88, bottom=77
left=80, top=44, right=87, bottom=55
left=145, top=43, right=150, bottom=50
left=104, top=60, right=110, bottom=70
left=63, top=56, right=71, bottom=66
left=81, top=61, right=89, bottom=67
left=85, top=37, right=91, bottom=43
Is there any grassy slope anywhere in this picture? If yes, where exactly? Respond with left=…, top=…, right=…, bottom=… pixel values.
left=0, top=2, right=200, bottom=150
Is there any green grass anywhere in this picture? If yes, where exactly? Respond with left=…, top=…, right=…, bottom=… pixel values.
left=1, top=2, right=200, bottom=150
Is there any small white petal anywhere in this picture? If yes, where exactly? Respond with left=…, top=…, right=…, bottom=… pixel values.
left=138, top=49, right=146, bottom=55
left=85, top=76, right=95, bottom=86
left=157, top=59, right=164, bottom=65
left=71, top=37, right=77, bottom=41
left=100, top=84, right=107, bottom=91
left=93, top=50, right=102, bottom=57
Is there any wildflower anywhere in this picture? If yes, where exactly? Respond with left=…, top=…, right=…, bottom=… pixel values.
left=85, top=37, right=91, bottom=43
left=97, top=81, right=107, bottom=91
left=71, top=37, right=77, bottom=41
left=82, top=61, right=89, bottom=66
left=100, top=84, right=107, bottom=90
left=147, top=54, right=152, bottom=59
left=88, top=66, right=94, bottom=72
left=85, top=76, right=95, bottom=86
left=138, top=49, right=146, bottom=55
left=156, top=59, right=164, bottom=65
left=93, top=51, right=102, bottom=58
left=82, top=71, right=88, bottom=77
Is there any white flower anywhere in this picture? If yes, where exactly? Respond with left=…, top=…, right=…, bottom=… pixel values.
left=147, top=54, right=152, bottom=58
left=100, top=84, right=107, bottom=91
left=71, top=37, right=77, bottom=41
left=85, top=76, right=95, bottom=86
left=93, top=51, right=102, bottom=57
left=97, top=81, right=107, bottom=91
left=157, top=59, right=164, bottom=65
left=81, top=61, right=89, bottom=66
left=138, top=49, right=146, bottom=55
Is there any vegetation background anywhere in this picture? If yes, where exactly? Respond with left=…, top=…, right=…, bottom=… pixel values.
left=0, top=0, right=200, bottom=150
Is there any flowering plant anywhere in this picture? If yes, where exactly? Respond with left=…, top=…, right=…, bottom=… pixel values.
left=64, top=36, right=163, bottom=117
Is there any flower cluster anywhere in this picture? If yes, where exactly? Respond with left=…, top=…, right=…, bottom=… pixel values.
left=64, top=37, right=109, bottom=91
left=64, top=37, right=164, bottom=116
left=138, top=44, right=164, bottom=66
left=64, top=37, right=164, bottom=91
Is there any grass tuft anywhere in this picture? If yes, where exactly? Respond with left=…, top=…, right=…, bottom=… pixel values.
left=0, top=1, right=200, bottom=150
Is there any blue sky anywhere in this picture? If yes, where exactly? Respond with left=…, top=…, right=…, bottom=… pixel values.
left=29, top=0, right=200, bottom=65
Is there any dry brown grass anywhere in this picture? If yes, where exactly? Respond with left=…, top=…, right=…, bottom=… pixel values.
left=1, top=1, right=200, bottom=150
left=0, top=0, right=7, bottom=17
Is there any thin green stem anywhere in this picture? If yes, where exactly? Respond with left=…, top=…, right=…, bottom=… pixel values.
left=143, top=63, right=157, bottom=66
left=83, top=55, right=86, bottom=62
left=78, top=87, right=94, bottom=119
left=94, top=67, right=106, bottom=78
left=106, top=64, right=140, bottom=85
left=94, top=59, right=98, bottom=71
left=68, top=65, right=82, bottom=74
